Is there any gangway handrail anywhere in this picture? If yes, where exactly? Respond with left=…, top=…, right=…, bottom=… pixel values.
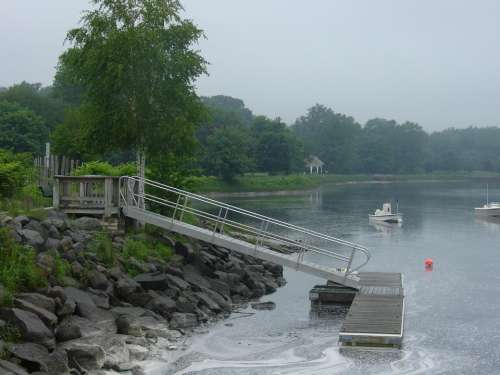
left=124, top=176, right=369, bottom=252
left=119, top=176, right=371, bottom=278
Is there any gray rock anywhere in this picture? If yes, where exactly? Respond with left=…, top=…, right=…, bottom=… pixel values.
left=165, top=274, right=190, bottom=291
left=57, top=315, right=103, bottom=339
left=174, top=241, right=196, bottom=262
left=263, top=278, right=279, bottom=294
left=44, top=238, right=61, bottom=251
left=263, top=262, right=283, bottom=277
left=63, top=342, right=105, bottom=370
left=133, top=273, right=169, bottom=290
left=169, top=312, right=197, bottom=329
left=22, top=229, right=45, bottom=250
left=126, top=292, right=154, bottom=307
left=57, top=299, right=76, bottom=318
left=0, top=308, right=55, bottom=349
left=231, top=283, right=252, bottom=298
left=63, top=287, right=97, bottom=319
left=146, top=296, right=176, bottom=318
left=72, top=217, right=102, bottom=231
left=88, top=271, right=109, bottom=291
left=87, top=289, right=110, bottom=310
left=43, top=218, right=68, bottom=232
left=13, top=299, right=58, bottom=328
left=0, top=359, right=29, bottom=374
left=115, top=277, right=140, bottom=299
left=251, top=301, right=276, bottom=311
left=195, top=292, right=220, bottom=312
left=60, top=237, right=73, bottom=252
left=208, top=278, right=230, bottom=297
left=48, top=226, right=62, bottom=240
left=127, top=344, right=148, bottom=361
left=175, top=296, right=197, bottom=313
left=55, top=321, right=82, bottom=342
left=7, top=343, right=69, bottom=374
left=116, top=315, right=142, bottom=337
left=201, top=288, right=232, bottom=312
left=182, top=266, right=210, bottom=290
left=24, top=221, right=48, bottom=241
left=14, top=215, right=30, bottom=226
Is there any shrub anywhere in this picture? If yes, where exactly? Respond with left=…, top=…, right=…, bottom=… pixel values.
left=123, top=237, right=173, bottom=263
left=73, top=161, right=136, bottom=177
left=88, top=231, right=115, bottom=266
left=0, top=228, right=46, bottom=305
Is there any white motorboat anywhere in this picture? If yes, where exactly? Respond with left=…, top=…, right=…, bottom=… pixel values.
left=369, top=202, right=403, bottom=224
left=475, top=185, right=500, bottom=217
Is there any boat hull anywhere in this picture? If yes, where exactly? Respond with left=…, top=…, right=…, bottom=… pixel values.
left=474, top=207, right=500, bottom=217
left=368, top=214, right=403, bottom=224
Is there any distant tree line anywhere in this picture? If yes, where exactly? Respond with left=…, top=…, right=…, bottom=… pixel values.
left=1, top=82, right=500, bottom=181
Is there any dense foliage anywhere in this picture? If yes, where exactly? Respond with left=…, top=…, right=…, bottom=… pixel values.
left=0, top=228, right=46, bottom=305
left=57, top=0, right=208, bottom=181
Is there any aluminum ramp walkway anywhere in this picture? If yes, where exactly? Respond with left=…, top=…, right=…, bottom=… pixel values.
left=119, top=176, right=371, bottom=289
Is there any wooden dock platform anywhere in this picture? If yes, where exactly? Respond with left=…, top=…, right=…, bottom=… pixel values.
left=339, top=272, right=405, bottom=348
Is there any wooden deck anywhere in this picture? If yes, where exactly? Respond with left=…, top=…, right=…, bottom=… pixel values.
left=339, top=272, right=404, bottom=348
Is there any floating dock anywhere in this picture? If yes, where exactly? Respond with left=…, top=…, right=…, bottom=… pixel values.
left=339, top=272, right=404, bottom=348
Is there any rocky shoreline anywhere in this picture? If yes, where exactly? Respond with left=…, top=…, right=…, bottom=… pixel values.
left=0, top=211, right=286, bottom=374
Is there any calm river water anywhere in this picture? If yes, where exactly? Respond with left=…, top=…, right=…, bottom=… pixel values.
left=158, top=181, right=500, bottom=375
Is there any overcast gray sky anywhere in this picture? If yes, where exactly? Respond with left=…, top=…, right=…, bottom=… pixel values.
left=1, top=0, right=499, bottom=131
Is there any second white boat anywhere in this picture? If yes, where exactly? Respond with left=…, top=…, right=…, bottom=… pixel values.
left=369, top=202, right=403, bottom=224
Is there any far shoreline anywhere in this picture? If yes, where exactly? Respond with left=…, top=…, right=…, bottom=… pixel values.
left=194, top=172, right=500, bottom=198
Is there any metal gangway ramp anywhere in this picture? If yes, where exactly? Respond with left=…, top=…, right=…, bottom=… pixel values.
left=119, top=176, right=371, bottom=289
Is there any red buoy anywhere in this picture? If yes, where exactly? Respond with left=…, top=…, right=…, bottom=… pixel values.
left=424, top=258, right=433, bottom=271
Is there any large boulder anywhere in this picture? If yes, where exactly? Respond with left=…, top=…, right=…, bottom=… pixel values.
left=63, top=287, right=98, bottom=320
left=195, top=291, right=220, bottom=313
left=134, top=273, right=169, bottom=290
left=201, top=288, right=232, bottom=313
left=7, top=343, right=69, bottom=374
left=146, top=296, right=176, bottom=318
left=56, top=315, right=104, bottom=340
left=21, top=229, right=45, bottom=250
left=43, top=218, right=68, bottom=232
left=63, top=342, right=105, bottom=371
left=0, top=308, right=55, bottom=349
left=44, top=238, right=61, bottom=251
left=115, top=277, right=140, bottom=299
left=24, top=221, right=48, bottom=241
left=182, top=266, right=211, bottom=290
left=0, top=359, right=29, bottom=374
left=88, top=271, right=108, bottom=290
left=165, top=274, right=190, bottom=291
left=72, top=217, right=102, bottom=231
left=13, top=299, right=57, bottom=328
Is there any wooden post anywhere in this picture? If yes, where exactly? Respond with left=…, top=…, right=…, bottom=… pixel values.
left=104, top=177, right=113, bottom=217
left=53, top=177, right=60, bottom=209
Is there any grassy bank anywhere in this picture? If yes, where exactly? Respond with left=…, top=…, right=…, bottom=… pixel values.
left=189, top=171, right=500, bottom=194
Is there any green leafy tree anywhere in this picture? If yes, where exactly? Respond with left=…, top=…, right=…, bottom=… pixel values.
left=58, top=0, right=208, bottom=185
left=252, top=116, right=303, bottom=174
left=292, top=104, right=361, bottom=173
left=0, top=82, right=65, bottom=131
left=0, top=101, right=49, bottom=154
left=203, top=127, right=253, bottom=181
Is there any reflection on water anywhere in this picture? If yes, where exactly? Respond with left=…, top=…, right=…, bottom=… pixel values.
left=162, top=181, right=500, bottom=375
